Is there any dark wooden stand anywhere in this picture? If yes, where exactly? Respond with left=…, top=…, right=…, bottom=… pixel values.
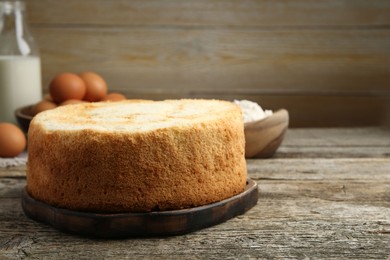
left=22, top=179, right=258, bottom=238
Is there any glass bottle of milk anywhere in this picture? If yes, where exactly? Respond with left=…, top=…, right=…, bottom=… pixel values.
left=0, top=1, right=42, bottom=123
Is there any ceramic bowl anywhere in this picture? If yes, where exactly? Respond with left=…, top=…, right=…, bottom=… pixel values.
left=15, top=105, right=34, bottom=133
left=244, top=109, right=289, bottom=158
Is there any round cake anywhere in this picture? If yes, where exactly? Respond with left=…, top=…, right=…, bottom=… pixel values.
left=26, top=99, right=247, bottom=213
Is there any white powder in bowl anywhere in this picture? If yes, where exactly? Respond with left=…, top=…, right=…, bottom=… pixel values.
left=233, top=100, right=273, bottom=123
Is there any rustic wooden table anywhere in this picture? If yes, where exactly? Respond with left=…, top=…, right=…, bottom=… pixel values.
left=1, top=128, right=389, bottom=259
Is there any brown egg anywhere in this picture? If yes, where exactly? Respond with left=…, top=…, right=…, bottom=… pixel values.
left=0, top=123, right=27, bottom=157
left=60, top=99, right=86, bottom=106
left=43, top=94, right=53, bottom=102
left=32, top=100, right=57, bottom=116
left=102, top=93, right=127, bottom=102
left=49, top=73, right=86, bottom=103
left=79, top=72, right=108, bottom=102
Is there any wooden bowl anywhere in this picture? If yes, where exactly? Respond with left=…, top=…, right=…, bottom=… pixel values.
left=244, top=109, right=289, bottom=158
left=15, top=105, right=34, bottom=133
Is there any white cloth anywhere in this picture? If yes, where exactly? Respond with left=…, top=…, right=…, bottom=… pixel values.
left=0, top=151, right=27, bottom=168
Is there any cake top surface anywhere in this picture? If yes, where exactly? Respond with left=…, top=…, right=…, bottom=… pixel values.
left=32, top=99, right=241, bottom=133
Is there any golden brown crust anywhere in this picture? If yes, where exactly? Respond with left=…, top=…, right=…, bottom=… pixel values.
left=27, top=99, right=246, bottom=213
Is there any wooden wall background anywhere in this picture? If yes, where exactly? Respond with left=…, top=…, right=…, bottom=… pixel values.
left=26, top=0, right=390, bottom=127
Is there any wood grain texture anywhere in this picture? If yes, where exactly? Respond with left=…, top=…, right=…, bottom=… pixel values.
left=21, top=180, right=258, bottom=238
left=1, top=128, right=390, bottom=259
left=276, top=127, right=390, bottom=158
left=22, top=1, right=390, bottom=126
left=26, top=0, right=390, bottom=27
left=33, top=28, right=390, bottom=94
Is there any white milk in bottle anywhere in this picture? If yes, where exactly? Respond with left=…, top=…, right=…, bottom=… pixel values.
left=0, top=1, right=42, bottom=123
left=0, top=56, right=41, bottom=123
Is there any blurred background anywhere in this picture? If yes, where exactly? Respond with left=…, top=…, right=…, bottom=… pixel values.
left=25, top=0, right=390, bottom=127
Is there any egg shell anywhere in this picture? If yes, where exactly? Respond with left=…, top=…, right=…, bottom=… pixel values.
left=43, top=94, right=53, bottom=102
left=80, top=72, right=108, bottom=102
left=49, top=73, right=87, bottom=103
left=0, top=123, right=26, bottom=158
left=102, top=93, right=127, bottom=101
left=32, top=100, right=57, bottom=116
left=60, top=99, right=87, bottom=106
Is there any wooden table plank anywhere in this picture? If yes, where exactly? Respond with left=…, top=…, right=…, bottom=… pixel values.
left=277, top=127, right=390, bottom=157
left=35, top=28, right=390, bottom=95
left=282, top=127, right=390, bottom=146
left=27, top=0, right=390, bottom=27
left=1, top=186, right=390, bottom=258
left=1, top=128, right=389, bottom=259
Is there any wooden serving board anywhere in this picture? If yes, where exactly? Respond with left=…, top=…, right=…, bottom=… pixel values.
left=21, top=179, right=258, bottom=238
